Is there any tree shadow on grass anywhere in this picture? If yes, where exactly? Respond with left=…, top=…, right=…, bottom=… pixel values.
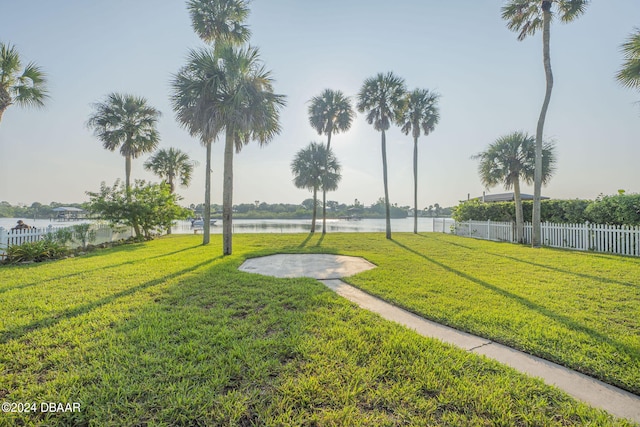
left=389, top=238, right=639, bottom=370
left=486, top=252, right=639, bottom=289
left=0, top=244, right=204, bottom=295
left=414, top=233, right=479, bottom=251
left=417, top=234, right=639, bottom=289
left=297, top=232, right=314, bottom=248
left=0, top=255, right=223, bottom=344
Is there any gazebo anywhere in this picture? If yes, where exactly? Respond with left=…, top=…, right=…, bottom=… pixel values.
left=51, top=207, right=85, bottom=221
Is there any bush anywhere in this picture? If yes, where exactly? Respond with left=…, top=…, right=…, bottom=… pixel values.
left=585, top=193, right=640, bottom=226
left=6, top=240, right=68, bottom=263
left=453, top=199, right=591, bottom=223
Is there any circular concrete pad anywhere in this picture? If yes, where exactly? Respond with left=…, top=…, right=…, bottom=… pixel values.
left=238, top=254, right=376, bottom=279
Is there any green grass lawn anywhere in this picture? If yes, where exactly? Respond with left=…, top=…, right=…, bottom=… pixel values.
left=341, top=233, right=640, bottom=396
left=0, top=233, right=637, bottom=426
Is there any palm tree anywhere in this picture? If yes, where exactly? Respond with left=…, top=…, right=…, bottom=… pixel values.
left=215, top=44, right=285, bottom=255
left=291, top=142, right=341, bottom=233
left=175, top=0, right=250, bottom=245
left=87, top=93, right=161, bottom=191
left=398, top=88, right=440, bottom=234
left=0, top=42, right=49, bottom=125
left=187, top=0, right=251, bottom=47
left=356, top=72, right=406, bottom=239
left=171, top=48, right=225, bottom=244
left=144, top=148, right=195, bottom=235
left=308, top=89, right=354, bottom=234
left=144, top=147, right=196, bottom=194
left=472, top=131, right=556, bottom=243
left=502, top=0, right=588, bottom=247
left=616, top=29, right=640, bottom=92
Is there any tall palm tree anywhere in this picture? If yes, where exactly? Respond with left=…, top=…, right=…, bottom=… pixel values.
left=308, top=89, right=354, bottom=234
left=309, top=89, right=355, bottom=234
left=216, top=44, right=285, bottom=255
left=472, top=131, right=556, bottom=243
left=398, top=88, right=440, bottom=234
left=175, top=0, right=250, bottom=245
left=87, top=93, right=161, bottom=191
left=502, top=0, right=588, bottom=247
left=291, top=142, right=341, bottom=233
left=616, top=29, right=640, bottom=92
left=171, top=48, right=225, bottom=244
left=144, top=147, right=196, bottom=194
left=0, top=42, right=49, bottom=125
left=356, top=72, right=406, bottom=239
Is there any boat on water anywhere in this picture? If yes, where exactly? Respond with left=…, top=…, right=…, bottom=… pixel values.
left=190, top=218, right=217, bottom=228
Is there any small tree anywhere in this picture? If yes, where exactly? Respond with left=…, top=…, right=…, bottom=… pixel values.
left=87, top=180, right=190, bottom=240
left=72, top=223, right=97, bottom=249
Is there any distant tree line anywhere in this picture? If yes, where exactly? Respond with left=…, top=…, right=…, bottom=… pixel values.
left=0, top=201, right=87, bottom=220
left=453, top=193, right=640, bottom=226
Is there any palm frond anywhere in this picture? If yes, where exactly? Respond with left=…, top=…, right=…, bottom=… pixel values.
left=616, top=29, right=640, bottom=90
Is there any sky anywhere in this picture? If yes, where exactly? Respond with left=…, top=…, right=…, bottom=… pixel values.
left=1, top=1, right=639, bottom=209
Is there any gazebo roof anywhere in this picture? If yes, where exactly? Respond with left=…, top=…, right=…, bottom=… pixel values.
left=52, top=207, right=84, bottom=212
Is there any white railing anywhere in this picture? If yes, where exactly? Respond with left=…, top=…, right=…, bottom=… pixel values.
left=453, top=220, right=513, bottom=242
left=0, top=223, right=133, bottom=260
left=453, top=220, right=640, bottom=257
left=432, top=218, right=456, bottom=233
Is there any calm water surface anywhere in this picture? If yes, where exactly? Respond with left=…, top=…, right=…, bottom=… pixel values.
left=1, top=217, right=454, bottom=234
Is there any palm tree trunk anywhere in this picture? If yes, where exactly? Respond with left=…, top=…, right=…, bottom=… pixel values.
left=413, top=136, right=418, bottom=234
left=533, top=1, right=553, bottom=248
left=322, top=132, right=332, bottom=235
left=311, top=187, right=317, bottom=233
left=166, top=178, right=175, bottom=235
left=203, top=142, right=212, bottom=245
left=0, top=88, right=10, bottom=124
left=513, top=179, right=524, bottom=243
left=223, top=129, right=234, bottom=255
left=125, top=155, right=132, bottom=192
left=381, top=130, right=391, bottom=240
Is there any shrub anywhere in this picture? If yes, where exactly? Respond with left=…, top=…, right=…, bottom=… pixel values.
left=6, top=240, right=68, bottom=263
left=586, top=193, right=640, bottom=226
left=453, top=199, right=591, bottom=223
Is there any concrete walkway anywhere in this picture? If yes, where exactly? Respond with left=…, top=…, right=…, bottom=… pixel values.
left=239, top=254, right=640, bottom=424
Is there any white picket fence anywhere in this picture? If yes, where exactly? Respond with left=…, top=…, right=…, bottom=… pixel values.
left=0, top=223, right=133, bottom=260
left=453, top=220, right=640, bottom=257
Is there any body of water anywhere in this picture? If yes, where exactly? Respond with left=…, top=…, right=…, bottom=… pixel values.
left=173, top=217, right=454, bottom=234
left=0, top=217, right=454, bottom=234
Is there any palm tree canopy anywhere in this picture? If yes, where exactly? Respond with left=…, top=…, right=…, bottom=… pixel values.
left=308, top=89, right=354, bottom=137
left=0, top=42, right=48, bottom=111
left=291, top=142, right=342, bottom=193
left=501, top=0, right=589, bottom=41
left=187, top=0, right=251, bottom=46
left=356, top=72, right=406, bottom=132
left=472, top=131, right=556, bottom=190
left=172, top=45, right=285, bottom=150
left=214, top=44, right=286, bottom=152
left=87, top=93, right=161, bottom=158
left=144, top=148, right=196, bottom=190
left=171, top=47, right=227, bottom=145
left=399, top=88, right=440, bottom=139
left=617, top=29, right=640, bottom=90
